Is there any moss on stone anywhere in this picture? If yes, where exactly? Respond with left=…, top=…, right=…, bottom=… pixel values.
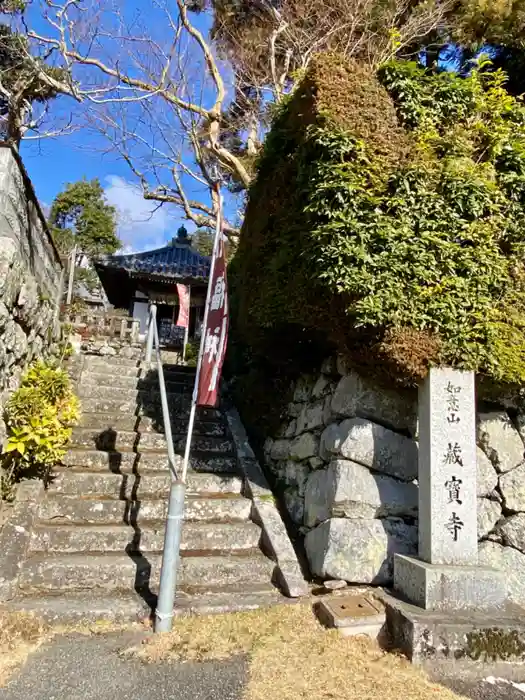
left=465, top=628, right=525, bottom=662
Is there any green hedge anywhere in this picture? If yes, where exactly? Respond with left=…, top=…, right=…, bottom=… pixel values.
left=231, top=54, right=525, bottom=387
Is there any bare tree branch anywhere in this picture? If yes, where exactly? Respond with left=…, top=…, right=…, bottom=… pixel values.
left=8, top=0, right=454, bottom=239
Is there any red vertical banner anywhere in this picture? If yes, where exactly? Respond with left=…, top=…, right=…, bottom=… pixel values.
left=176, top=284, right=190, bottom=328
left=196, top=234, right=228, bottom=407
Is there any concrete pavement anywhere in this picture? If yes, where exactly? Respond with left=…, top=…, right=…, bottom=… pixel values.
left=0, top=632, right=246, bottom=700
left=440, top=677, right=525, bottom=700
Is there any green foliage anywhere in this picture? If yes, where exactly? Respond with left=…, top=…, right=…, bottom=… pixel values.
left=191, top=227, right=237, bottom=261
left=0, top=26, right=67, bottom=102
left=1, top=361, right=80, bottom=499
left=49, top=179, right=119, bottom=258
left=0, top=0, right=69, bottom=142
left=184, top=339, right=200, bottom=367
left=451, top=0, right=525, bottom=46
left=50, top=226, right=75, bottom=258
left=192, top=228, right=214, bottom=257
left=233, top=54, right=525, bottom=387
left=74, top=267, right=103, bottom=294
left=0, top=1, right=26, bottom=12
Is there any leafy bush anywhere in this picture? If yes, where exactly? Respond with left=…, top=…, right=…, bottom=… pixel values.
left=184, top=339, right=200, bottom=367
left=1, top=361, right=80, bottom=499
left=232, top=53, right=525, bottom=387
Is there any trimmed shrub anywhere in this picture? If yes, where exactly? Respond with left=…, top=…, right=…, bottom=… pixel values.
left=1, top=361, right=80, bottom=499
left=231, top=53, right=525, bottom=388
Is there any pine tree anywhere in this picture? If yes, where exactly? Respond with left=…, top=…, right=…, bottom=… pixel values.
left=49, top=179, right=119, bottom=259
left=192, top=228, right=214, bottom=257
left=49, top=178, right=120, bottom=304
left=0, top=1, right=70, bottom=143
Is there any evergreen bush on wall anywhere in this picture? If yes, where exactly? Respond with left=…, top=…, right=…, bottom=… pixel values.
left=1, top=361, right=80, bottom=499
left=232, top=53, right=525, bottom=387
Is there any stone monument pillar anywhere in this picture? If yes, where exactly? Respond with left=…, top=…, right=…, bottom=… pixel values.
left=394, top=368, right=506, bottom=610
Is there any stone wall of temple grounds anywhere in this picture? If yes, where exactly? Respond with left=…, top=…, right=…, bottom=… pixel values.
left=263, top=356, right=525, bottom=603
left=0, top=145, right=64, bottom=442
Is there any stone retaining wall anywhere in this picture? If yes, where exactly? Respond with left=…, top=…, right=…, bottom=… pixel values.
left=73, top=336, right=144, bottom=360
left=263, top=357, right=525, bottom=604
left=0, top=145, right=64, bottom=442
left=70, top=333, right=183, bottom=365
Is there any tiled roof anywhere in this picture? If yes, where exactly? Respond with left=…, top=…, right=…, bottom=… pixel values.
left=96, top=242, right=211, bottom=281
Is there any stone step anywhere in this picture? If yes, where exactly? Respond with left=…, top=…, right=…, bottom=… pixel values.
left=70, top=427, right=162, bottom=452
left=156, top=351, right=195, bottom=366
left=38, top=494, right=252, bottom=524
left=79, top=399, right=219, bottom=420
left=78, top=413, right=226, bottom=436
left=62, top=448, right=238, bottom=474
left=6, top=589, right=283, bottom=624
left=18, top=552, right=275, bottom=593
left=78, top=395, right=195, bottom=414
left=82, top=357, right=196, bottom=376
left=138, top=416, right=226, bottom=436
left=50, top=470, right=243, bottom=498
left=70, top=428, right=233, bottom=455
left=148, top=365, right=196, bottom=379
left=82, top=355, right=141, bottom=368
left=78, top=384, right=191, bottom=401
left=30, top=521, right=262, bottom=554
left=81, top=373, right=141, bottom=389
left=80, top=362, right=142, bottom=378
left=81, top=374, right=191, bottom=394
left=81, top=371, right=194, bottom=390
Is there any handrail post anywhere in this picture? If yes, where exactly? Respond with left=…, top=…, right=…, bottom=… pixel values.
left=150, top=310, right=185, bottom=633
left=148, top=187, right=224, bottom=633
left=153, top=320, right=178, bottom=481
left=146, top=303, right=156, bottom=363
left=155, top=480, right=186, bottom=633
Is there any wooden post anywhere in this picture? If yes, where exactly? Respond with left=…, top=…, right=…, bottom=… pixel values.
left=131, top=319, right=140, bottom=344
left=66, top=245, right=77, bottom=305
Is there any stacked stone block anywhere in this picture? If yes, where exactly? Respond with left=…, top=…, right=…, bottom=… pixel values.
left=264, top=357, right=525, bottom=603
left=0, top=146, right=63, bottom=444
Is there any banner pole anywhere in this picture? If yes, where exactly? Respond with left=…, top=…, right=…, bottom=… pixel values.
left=181, top=190, right=223, bottom=484
left=182, top=285, right=191, bottom=363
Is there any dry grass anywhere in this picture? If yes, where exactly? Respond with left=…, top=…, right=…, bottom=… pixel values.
left=0, top=611, right=50, bottom=686
left=133, top=604, right=467, bottom=700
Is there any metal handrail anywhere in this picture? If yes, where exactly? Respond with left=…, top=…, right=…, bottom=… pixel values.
left=145, top=302, right=186, bottom=633
left=146, top=304, right=179, bottom=480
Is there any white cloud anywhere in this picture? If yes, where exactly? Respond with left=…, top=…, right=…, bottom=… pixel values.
left=104, top=175, right=179, bottom=253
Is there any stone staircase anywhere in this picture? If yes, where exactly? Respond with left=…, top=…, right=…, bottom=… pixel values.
left=6, top=353, right=284, bottom=622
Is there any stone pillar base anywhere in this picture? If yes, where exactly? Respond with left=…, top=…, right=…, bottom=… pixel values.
left=385, top=593, right=525, bottom=676
left=394, top=554, right=507, bottom=611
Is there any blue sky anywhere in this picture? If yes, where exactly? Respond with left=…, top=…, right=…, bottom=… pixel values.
left=21, top=123, right=185, bottom=254
left=20, top=6, right=475, bottom=255
left=20, top=2, right=229, bottom=254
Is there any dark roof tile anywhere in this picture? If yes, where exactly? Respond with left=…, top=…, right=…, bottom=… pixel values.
left=96, top=242, right=211, bottom=281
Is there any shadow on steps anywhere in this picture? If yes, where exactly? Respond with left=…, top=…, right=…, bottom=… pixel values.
left=96, top=426, right=158, bottom=615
